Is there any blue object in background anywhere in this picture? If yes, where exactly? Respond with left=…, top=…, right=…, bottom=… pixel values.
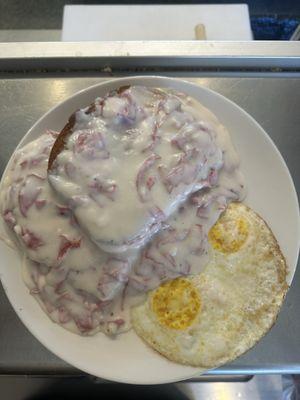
left=251, top=17, right=299, bottom=40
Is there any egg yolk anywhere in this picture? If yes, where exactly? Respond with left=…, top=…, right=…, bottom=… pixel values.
left=151, top=278, right=201, bottom=330
left=208, top=213, right=249, bottom=253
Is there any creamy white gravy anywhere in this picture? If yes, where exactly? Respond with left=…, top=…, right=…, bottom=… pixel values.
left=49, top=86, right=224, bottom=253
left=0, top=86, right=245, bottom=336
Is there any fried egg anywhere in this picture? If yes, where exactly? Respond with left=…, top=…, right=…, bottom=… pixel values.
left=131, top=202, right=288, bottom=368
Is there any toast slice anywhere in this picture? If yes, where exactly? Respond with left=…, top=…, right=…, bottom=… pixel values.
left=48, top=86, right=130, bottom=170
left=47, top=85, right=225, bottom=253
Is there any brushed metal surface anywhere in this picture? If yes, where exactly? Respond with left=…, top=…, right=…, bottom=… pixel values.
left=0, top=29, right=61, bottom=42
left=0, top=41, right=299, bottom=71
left=0, top=77, right=299, bottom=376
left=0, top=375, right=284, bottom=399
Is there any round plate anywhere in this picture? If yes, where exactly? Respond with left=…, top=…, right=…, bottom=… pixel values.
left=0, top=76, right=299, bottom=384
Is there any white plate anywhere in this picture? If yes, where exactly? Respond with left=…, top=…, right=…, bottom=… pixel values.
left=0, top=76, right=299, bottom=384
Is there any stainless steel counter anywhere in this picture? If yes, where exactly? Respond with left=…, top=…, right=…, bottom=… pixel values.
left=0, top=76, right=299, bottom=377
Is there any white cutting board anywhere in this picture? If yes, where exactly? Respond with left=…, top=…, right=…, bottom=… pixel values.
left=62, top=4, right=252, bottom=41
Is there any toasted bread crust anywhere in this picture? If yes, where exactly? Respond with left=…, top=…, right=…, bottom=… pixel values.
left=47, top=85, right=131, bottom=170
left=48, top=112, right=76, bottom=170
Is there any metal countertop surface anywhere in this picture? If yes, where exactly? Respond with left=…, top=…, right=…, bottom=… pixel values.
left=0, top=76, right=299, bottom=377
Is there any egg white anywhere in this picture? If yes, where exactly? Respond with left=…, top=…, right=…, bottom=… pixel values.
left=131, top=202, right=288, bottom=368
